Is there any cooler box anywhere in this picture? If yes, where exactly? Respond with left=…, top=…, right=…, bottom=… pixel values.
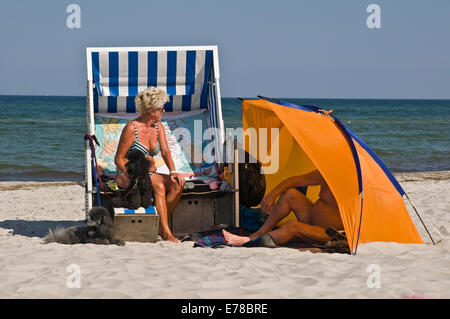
left=113, top=206, right=160, bottom=243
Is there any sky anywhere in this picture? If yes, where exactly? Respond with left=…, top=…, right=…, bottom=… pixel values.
left=0, top=0, right=449, bottom=99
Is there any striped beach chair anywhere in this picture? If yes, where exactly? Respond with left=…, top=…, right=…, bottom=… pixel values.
left=85, top=46, right=239, bottom=235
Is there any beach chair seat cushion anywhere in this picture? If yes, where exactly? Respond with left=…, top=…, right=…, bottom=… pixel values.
left=93, top=109, right=218, bottom=182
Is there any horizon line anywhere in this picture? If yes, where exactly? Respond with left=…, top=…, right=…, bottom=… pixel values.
left=0, top=94, right=450, bottom=101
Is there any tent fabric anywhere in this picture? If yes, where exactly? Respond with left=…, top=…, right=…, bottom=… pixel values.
left=242, top=98, right=423, bottom=253
left=345, top=127, right=405, bottom=196
left=279, top=98, right=405, bottom=196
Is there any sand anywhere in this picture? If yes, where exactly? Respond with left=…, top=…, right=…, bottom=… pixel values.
left=0, top=172, right=449, bottom=299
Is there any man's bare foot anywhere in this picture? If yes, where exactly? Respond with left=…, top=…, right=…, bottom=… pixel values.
left=222, top=230, right=250, bottom=246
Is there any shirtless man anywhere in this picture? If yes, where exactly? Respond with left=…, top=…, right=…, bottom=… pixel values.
left=223, top=170, right=344, bottom=246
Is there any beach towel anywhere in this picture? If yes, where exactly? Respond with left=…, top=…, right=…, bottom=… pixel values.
left=190, top=227, right=251, bottom=248
left=189, top=227, right=318, bottom=251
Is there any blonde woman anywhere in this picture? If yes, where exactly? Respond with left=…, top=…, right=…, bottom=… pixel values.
left=115, top=87, right=185, bottom=243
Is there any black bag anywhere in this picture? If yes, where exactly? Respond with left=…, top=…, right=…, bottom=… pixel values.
left=239, top=150, right=266, bottom=207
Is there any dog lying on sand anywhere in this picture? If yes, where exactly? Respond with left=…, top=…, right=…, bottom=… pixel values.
left=43, top=206, right=125, bottom=246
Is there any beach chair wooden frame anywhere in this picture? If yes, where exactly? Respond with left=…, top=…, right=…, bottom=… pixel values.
left=84, top=45, right=240, bottom=235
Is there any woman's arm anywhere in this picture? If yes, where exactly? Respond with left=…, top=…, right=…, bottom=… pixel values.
left=114, top=123, right=135, bottom=173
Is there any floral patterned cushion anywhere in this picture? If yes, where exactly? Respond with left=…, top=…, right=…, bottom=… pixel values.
left=94, top=110, right=218, bottom=181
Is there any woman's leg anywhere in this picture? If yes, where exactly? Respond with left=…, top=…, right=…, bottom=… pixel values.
left=165, top=176, right=184, bottom=216
left=150, top=173, right=180, bottom=243
left=152, top=173, right=184, bottom=216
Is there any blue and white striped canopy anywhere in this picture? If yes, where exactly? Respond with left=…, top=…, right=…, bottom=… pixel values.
left=90, top=49, right=214, bottom=113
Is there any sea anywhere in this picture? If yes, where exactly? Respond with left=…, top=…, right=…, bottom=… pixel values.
left=0, top=95, right=449, bottom=182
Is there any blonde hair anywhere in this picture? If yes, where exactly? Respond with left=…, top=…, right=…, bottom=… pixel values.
left=134, top=86, right=169, bottom=114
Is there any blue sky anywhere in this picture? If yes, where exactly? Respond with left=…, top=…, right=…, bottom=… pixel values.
left=0, top=0, right=449, bottom=98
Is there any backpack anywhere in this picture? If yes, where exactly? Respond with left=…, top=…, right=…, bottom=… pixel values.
left=239, top=150, right=266, bottom=207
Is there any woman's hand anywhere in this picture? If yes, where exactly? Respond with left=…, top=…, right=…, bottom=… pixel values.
left=170, top=172, right=185, bottom=188
left=116, top=171, right=131, bottom=189
left=146, top=155, right=157, bottom=173
left=260, top=191, right=278, bottom=214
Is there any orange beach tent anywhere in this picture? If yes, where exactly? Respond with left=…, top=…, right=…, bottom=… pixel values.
left=241, top=97, right=423, bottom=253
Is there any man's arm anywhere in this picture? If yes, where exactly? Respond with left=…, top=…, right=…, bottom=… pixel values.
left=259, top=169, right=323, bottom=214
left=270, top=170, right=322, bottom=198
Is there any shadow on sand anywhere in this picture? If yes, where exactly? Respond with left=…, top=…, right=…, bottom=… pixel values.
left=0, top=220, right=85, bottom=238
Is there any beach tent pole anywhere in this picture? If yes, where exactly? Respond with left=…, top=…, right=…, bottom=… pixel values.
left=233, top=136, right=240, bottom=227
left=257, top=95, right=280, bottom=104
left=404, top=193, right=436, bottom=245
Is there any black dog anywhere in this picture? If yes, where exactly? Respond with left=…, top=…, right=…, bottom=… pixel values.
left=43, top=206, right=125, bottom=246
left=110, top=149, right=153, bottom=210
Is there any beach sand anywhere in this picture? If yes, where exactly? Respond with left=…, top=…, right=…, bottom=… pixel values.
left=0, top=172, right=449, bottom=299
